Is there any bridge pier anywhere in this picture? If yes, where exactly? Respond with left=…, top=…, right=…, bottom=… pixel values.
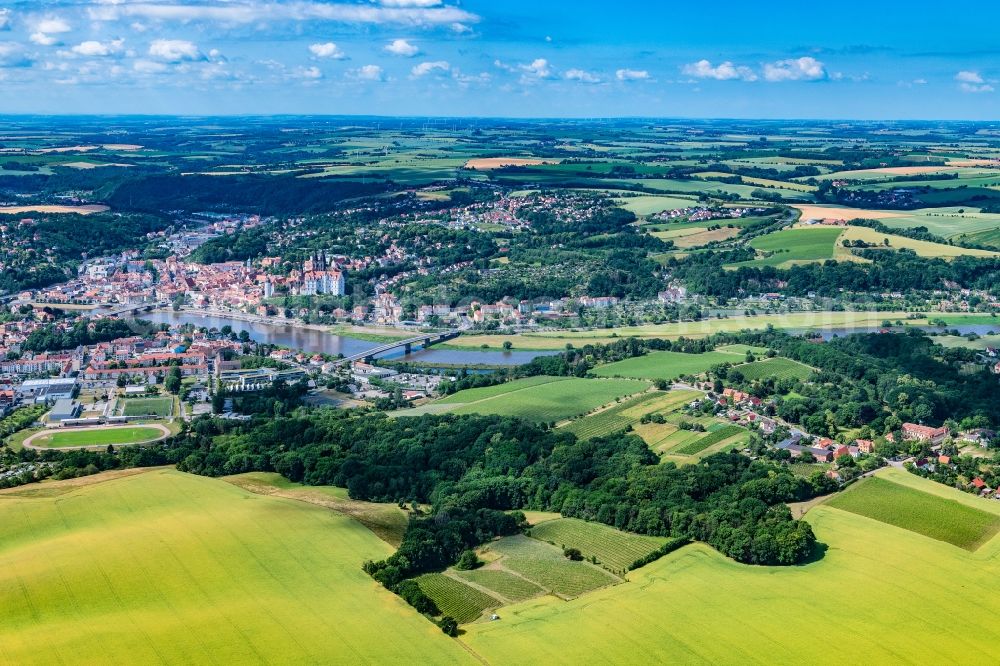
left=404, top=343, right=412, bottom=354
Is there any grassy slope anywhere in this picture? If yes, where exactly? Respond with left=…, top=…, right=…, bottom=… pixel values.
left=592, top=350, right=744, bottom=379
left=0, top=469, right=470, bottom=665
left=835, top=225, right=1000, bottom=259
left=734, top=227, right=844, bottom=268
left=560, top=390, right=699, bottom=441
left=462, top=472, right=1000, bottom=664
left=223, top=471, right=410, bottom=547
left=448, top=378, right=649, bottom=423
left=826, top=476, right=1000, bottom=550
left=735, top=357, right=815, bottom=381
left=436, top=375, right=569, bottom=404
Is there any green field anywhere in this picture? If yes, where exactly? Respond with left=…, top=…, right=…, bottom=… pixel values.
left=121, top=397, right=174, bottom=417
left=454, top=570, right=545, bottom=604
left=29, top=426, right=166, bottom=449
left=529, top=518, right=667, bottom=572
left=447, top=378, right=649, bottom=423
left=436, top=375, right=569, bottom=404
left=734, top=227, right=844, bottom=267
left=462, top=470, right=1000, bottom=663
left=0, top=469, right=469, bottom=664
left=826, top=476, right=1000, bottom=550
left=735, top=357, right=815, bottom=381
left=672, top=425, right=747, bottom=455
left=616, top=195, right=698, bottom=215
left=224, top=471, right=409, bottom=546
left=415, top=574, right=501, bottom=624
left=483, top=535, right=618, bottom=598
left=834, top=225, right=1000, bottom=259
left=560, top=390, right=698, bottom=441
left=592, top=350, right=744, bottom=380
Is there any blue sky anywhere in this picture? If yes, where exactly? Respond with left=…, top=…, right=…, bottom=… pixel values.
left=0, top=0, right=997, bottom=118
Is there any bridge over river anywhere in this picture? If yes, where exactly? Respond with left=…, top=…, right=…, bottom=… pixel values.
left=336, top=331, right=461, bottom=365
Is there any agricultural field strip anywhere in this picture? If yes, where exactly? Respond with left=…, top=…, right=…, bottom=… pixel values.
left=0, top=469, right=470, bottom=664
left=734, top=357, right=816, bottom=381
left=415, top=573, right=501, bottom=624
left=672, top=425, right=746, bottom=456
left=448, top=378, right=650, bottom=423
left=825, top=476, right=1000, bottom=550
left=592, top=350, right=746, bottom=380
left=528, top=518, right=667, bottom=572
left=484, top=535, right=619, bottom=599
left=435, top=375, right=570, bottom=404
left=453, top=569, right=545, bottom=604
left=560, top=390, right=698, bottom=440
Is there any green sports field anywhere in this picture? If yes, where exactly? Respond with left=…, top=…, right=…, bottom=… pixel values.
left=592, top=350, right=744, bottom=380
left=28, top=426, right=166, bottom=448
left=462, top=469, right=1000, bottom=664
left=0, top=469, right=469, bottom=665
left=121, top=397, right=173, bottom=417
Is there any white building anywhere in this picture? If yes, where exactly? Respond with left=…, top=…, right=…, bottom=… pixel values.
left=301, top=270, right=345, bottom=296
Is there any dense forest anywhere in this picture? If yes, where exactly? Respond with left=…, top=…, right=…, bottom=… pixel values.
left=2, top=407, right=820, bottom=574
left=670, top=248, right=1000, bottom=298
left=23, top=318, right=151, bottom=353
left=0, top=212, right=171, bottom=293
left=107, top=174, right=391, bottom=215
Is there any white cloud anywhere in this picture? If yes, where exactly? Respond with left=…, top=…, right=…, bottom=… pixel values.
left=0, top=42, right=31, bottom=67
left=0, top=9, right=11, bottom=31
left=35, top=17, right=71, bottom=35
left=384, top=38, right=419, bottom=57
left=89, top=2, right=479, bottom=27
left=309, top=42, right=346, bottom=59
left=616, top=68, right=649, bottom=81
left=450, top=22, right=472, bottom=34
left=564, top=68, right=601, bottom=84
left=295, top=65, right=323, bottom=79
left=956, top=71, right=994, bottom=93
left=133, top=59, right=168, bottom=74
left=956, top=70, right=985, bottom=84
left=519, top=58, right=552, bottom=83
left=350, top=64, right=385, bottom=81
left=411, top=60, right=450, bottom=77
left=70, top=39, right=125, bottom=57
left=148, top=39, right=203, bottom=63
left=762, top=57, right=827, bottom=82
left=30, top=33, right=57, bottom=46
left=682, top=59, right=756, bottom=82
left=378, top=0, right=443, bottom=6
